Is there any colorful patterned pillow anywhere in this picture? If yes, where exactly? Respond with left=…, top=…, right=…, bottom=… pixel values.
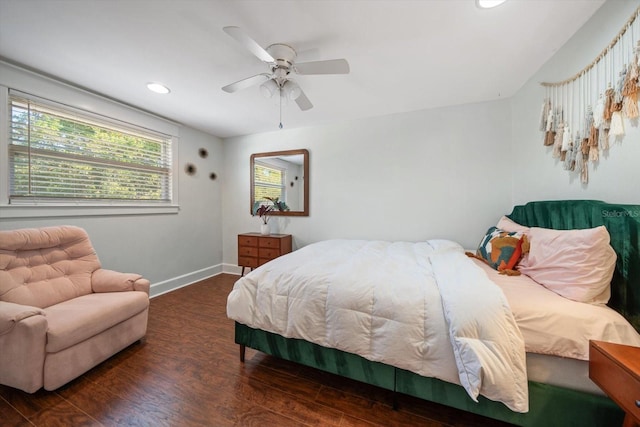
left=476, top=227, right=526, bottom=272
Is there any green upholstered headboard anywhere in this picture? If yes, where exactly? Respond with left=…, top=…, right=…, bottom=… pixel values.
left=508, top=200, right=640, bottom=333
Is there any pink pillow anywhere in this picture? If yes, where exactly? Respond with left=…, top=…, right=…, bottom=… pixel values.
left=496, top=216, right=530, bottom=234
left=516, top=226, right=616, bottom=304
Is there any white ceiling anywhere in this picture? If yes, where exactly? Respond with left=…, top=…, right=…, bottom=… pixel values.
left=0, top=0, right=605, bottom=138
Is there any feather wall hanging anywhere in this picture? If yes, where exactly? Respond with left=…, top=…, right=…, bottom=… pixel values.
left=540, top=6, right=640, bottom=184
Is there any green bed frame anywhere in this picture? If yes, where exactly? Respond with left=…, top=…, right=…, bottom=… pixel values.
left=234, top=200, right=640, bottom=426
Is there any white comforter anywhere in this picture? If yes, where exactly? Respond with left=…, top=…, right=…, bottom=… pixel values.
left=227, top=239, right=529, bottom=412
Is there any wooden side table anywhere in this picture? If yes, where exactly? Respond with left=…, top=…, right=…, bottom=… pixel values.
left=589, top=340, right=640, bottom=427
left=237, top=233, right=292, bottom=276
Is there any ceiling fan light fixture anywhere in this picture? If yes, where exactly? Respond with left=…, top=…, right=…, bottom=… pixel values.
left=260, top=79, right=279, bottom=98
left=283, top=80, right=302, bottom=100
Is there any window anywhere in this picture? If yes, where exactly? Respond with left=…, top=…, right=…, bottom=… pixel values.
left=8, top=91, right=172, bottom=204
left=253, top=161, right=285, bottom=205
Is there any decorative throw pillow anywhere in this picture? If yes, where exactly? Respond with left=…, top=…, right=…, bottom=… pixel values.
left=476, top=227, right=526, bottom=272
left=495, top=216, right=532, bottom=268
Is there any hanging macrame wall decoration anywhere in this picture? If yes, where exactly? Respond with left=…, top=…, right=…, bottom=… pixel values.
left=540, top=6, right=640, bottom=184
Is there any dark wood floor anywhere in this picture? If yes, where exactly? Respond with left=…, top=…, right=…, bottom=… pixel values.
left=0, top=273, right=514, bottom=426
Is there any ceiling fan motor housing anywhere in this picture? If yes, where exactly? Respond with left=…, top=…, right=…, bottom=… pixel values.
left=266, top=43, right=297, bottom=67
left=267, top=44, right=297, bottom=84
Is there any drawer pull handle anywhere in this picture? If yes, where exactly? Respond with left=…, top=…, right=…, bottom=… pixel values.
left=636, top=400, right=640, bottom=408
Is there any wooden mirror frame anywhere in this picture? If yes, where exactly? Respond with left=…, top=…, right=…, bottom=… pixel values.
left=250, top=149, right=309, bottom=217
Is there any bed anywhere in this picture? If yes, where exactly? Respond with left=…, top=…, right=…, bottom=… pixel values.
left=227, top=200, right=640, bottom=426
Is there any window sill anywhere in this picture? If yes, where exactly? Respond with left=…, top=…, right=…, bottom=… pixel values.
left=0, top=204, right=180, bottom=219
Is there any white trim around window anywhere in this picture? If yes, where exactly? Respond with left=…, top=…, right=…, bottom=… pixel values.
left=0, top=61, right=181, bottom=218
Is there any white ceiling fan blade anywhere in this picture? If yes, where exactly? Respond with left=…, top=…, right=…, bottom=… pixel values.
left=295, top=89, right=313, bottom=111
left=294, top=59, right=350, bottom=75
left=223, top=26, right=274, bottom=63
left=222, top=74, right=271, bottom=93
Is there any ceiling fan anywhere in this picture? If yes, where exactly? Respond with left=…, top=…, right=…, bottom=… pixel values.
left=221, top=26, right=350, bottom=112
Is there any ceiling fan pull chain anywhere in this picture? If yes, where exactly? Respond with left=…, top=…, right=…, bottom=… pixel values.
left=279, top=87, right=284, bottom=129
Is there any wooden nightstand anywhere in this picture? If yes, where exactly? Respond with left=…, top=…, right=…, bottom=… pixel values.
left=589, top=340, right=640, bottom=427
left=237, top=233, right=292, bottom=276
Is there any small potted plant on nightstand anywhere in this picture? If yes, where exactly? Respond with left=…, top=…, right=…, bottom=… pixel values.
left=253, top=197, right=289, bottom=235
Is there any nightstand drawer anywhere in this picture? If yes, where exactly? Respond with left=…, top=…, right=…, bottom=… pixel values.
left=239, top=246, right=258, bottom=257
left=259, top=248, right=280, bottom=259
left=590, top=341, right=640, bottom=423
left=239, top=235, right=258, bottom=247
left=238, top=256, right=259, bottom=268
left=259, top=237, right=281, bottom=249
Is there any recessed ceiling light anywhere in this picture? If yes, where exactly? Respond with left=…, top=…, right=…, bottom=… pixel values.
left=146, top=82, right=171, bottom=94
left=477, top=0, right=507, bottom=8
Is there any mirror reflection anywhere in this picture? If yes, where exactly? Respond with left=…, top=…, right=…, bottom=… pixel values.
left=250, top=149, right=309, bottom=216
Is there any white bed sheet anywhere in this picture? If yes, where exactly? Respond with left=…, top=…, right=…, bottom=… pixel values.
left=526, top=353, right=601, bottom=395
left=470, top=258, right=640, bottom=360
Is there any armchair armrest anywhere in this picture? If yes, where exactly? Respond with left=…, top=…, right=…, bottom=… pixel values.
left=0, top=301, right=45, bottom=335
left=0, top=301, right=47, bottom=392
left=92, top=269, right=150, bottom=295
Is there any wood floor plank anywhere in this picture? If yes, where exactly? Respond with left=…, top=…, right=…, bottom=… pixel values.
left=0, top=386, right=66, bottom=419
left=25, top=399, right=101, bottom=427
left=230, top=404, right=305, bottom=427
left=237, top=359, right=321, bottom=401
left=0, top=397, right=34, bottom=427
left=1, top=273, right=513, bottom=426
left=338, top=413, right=387, bottom=427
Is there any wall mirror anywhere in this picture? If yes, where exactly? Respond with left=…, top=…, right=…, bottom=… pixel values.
left=251, top=149, right=309, bottom=217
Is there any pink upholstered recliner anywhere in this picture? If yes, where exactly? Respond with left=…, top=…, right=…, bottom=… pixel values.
left=0, top=226, right=150, bottom=393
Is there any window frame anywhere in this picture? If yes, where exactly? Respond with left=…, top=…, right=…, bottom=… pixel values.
left=0, top=77, right=180, bottom=219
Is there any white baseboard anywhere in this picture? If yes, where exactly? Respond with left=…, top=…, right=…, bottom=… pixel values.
left=149, top=264, right=224, bottom=298
left=222, top=263, right=244, bottom=276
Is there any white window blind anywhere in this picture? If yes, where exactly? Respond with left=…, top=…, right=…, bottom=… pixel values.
left=253, top=161, right=285, bottom=204
left=8, top=91, right=172, bottom=203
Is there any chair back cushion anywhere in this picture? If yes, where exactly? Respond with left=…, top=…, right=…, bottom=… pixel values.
left=0, top=226, right=101, bottom=308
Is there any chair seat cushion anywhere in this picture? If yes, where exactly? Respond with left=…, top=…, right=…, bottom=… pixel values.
left=44, top=291, right=149, bottom=353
